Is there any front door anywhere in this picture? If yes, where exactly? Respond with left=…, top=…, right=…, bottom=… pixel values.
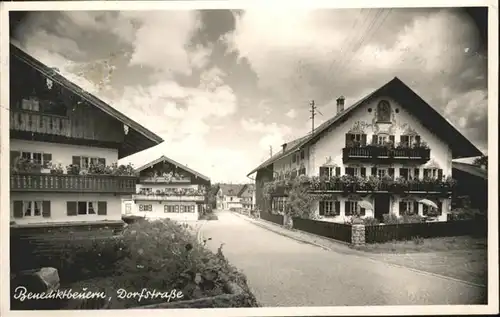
left=374, top=195, right=391, bottom=222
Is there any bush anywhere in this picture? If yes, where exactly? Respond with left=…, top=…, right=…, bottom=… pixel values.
left=401, top=214, right=424, bottom=223
left=199, top=213, right=219, bottom=221
left=383, top=213, right=400, bottom=224
left=448, top=207, right=485, bottom=221
left=363, top=217, right=380, bottom=226
left=112, top=219, right=258, bottom=308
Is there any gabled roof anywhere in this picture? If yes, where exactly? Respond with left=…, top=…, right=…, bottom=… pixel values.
left=134, top=155, right=210, bottom=182
left=247, top=77, right=483, bottom=176
left=452, top=162, right=488, bottom=180
left=238, top=184, right=255, bottom=197
left=10, top=42, right=163, bottom=158
left=218, top=184, right=245, bottom=197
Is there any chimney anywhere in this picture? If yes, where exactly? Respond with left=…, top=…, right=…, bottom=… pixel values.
left=336, top=96, right=345, bottom=114
left=282, top=143, right=287, bottom=153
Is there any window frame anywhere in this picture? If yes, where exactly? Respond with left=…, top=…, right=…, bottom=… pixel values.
left=22, top=200, right=44, bottom=217
left=77, top=201, right=98, bottom=215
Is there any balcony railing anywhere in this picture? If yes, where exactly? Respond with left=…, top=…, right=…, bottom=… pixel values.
left=342, top=145, right=430, bottom=162
left=265, top=175, right=455, bottom=197
left=10, top=111, right=71, bottom=137
left=139, top=176, right=191, bottom=184
left=132, top=194, right=205, bottom=202
left=10, top=173, right=137, bottom=194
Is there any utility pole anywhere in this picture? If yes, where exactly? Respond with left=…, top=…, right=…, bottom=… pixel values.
left=309, top=100, right=316, bottom=133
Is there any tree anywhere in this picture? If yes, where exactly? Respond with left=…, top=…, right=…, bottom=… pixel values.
left=207, top=183, right=220, bottom=209
left=472, top=156, right=488, bottom=169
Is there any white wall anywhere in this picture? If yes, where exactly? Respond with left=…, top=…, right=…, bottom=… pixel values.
left=122, top=199, right=199, bottom=221
left=11, top=193, right=122, bottom=225
left=10, top=140, right=119, bottom=168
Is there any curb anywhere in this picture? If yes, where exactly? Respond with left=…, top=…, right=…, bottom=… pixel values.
left=233, top=212, right=487, bottom=289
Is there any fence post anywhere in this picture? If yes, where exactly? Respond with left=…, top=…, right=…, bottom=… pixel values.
left=351, top=224, right=365, bottom=247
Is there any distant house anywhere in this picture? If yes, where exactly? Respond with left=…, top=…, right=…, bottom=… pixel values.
left=238, top=184, right=256, bottom=210
left=216, top=184, right=245, bottom=210
left=452, top=162, right=487, bottom=212
left=247, top=77, right=482, bottom=223
left=121, top=155, right=210, bottom=221
left=9, top=42, right=163, bottom=233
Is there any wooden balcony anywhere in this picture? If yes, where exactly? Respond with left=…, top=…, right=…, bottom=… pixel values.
left=10, top=173, right=137, bottom=194
left=10, top=111, right=71, bottom=137
left=342, top=146, right=430, bottom=163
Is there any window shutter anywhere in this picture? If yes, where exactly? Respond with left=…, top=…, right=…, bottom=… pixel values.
left=334, top=201, right=340, bottom=215
left=97, top=201, right=107, bottom=215
left=13, top=201, right=23, bottom=218
left=415, top=135, right=421, bottom=145
left=360, top=167, right=366, bottom=177
left=413, top=202, right=419, bottom=215
left=344, top=201, right=351, bottom=216
left=371, top=167, right=377, bottom=177
left=319, top=201, right=325, bottom=216
left=360, top=207, right=366, bottom=216
left=67, top=201, right=77, bottom=216
left=399, top=201, right=405, bottom=214
left=414, top=168, right=420, bottom=179
left=361, top=134, right=367, bottom=146
left=72, top=156, right=80, bottom=166
left=400, top=168, right=408, bottom=179
left=389, top=135, right=395, bottom=145
left=388, top=168, right=395, bottom=178
left=98, top=158, right=106, bottom=166
left=335, top=167, right=341, bottom=176
left=437, top=201, right=443, bottom=215
left=371, top=134, right=377, bottom=145
left=42, top=201, right=51, bottom=218
left=345, top=133, right=352, bottom=146
left=11, top=151, right=21, bottom=167
left=437, top=169, right=443, bottom=180
left=42, top=153, right=52, bottom=168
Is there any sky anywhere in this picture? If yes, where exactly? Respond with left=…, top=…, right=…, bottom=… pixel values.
left=11, top=8, right=488, bottom=183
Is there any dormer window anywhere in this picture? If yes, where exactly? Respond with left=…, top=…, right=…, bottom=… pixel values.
left=376, top=100, right=391, bottom=123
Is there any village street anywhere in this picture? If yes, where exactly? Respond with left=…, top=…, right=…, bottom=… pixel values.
left=200, top=210, right=487, bottom=307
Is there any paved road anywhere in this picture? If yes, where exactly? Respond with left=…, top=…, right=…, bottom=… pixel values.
left=200, top=210, right=487, bottom=307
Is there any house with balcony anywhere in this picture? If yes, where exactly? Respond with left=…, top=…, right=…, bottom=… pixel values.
left=216, top=184, right=245, bottom=210
left=247, top=77, right=483, bottom=223
left=121, top=155, right=210, bottom=221
left=238, top=184, right=256, bottom=210
left=9, top=42, right=163, bottom=232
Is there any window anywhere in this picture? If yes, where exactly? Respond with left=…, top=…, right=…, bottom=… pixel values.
left=400, top=135, right=421, bottom=147
left=423, top=168, right=443, bottom=180
left=346, top=133, right=367, bottom=147
left=174, top=205, right=179, bottom=213
left=319, top=166, right=341, bottom=178
left=139, top=204, right=153, bottom=212
left=345, top=201, right=366, bottom=216
left=399, top=201, right=418, bottom=215
left=319, top=201, right=340, bottom=217
left=377, top=100, right=391, bottom=122
left=22, top=201, right=43, bottom=217
left=377, top=168, right=387, bottom=178
left=21, top=98, right=40, bottom=112
left=73, top=156, right=105, bottom=169
left=345, top=167, right=366, bottom=177
left=19, top=151, right=52, bottom=168
left=300, top=150, right=305, bottom=160
left=78, top=201, right=97, bottom=215
left=125, top=203, right=132, bottom=214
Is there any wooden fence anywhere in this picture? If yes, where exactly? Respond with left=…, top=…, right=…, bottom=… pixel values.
left=292, top=217, right=352, bottom=243
left=364, top=219, right=487, bottom=243
left=259, top=211, right=284, bottom=226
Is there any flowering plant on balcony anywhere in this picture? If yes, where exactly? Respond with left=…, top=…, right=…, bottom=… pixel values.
left=11, top=157, right=42, bottom=174
left=365, top=175, right=381, bottom=191
left=391, top=176, right=409, bottom=193
left=48, top=162, right=64, bottom=175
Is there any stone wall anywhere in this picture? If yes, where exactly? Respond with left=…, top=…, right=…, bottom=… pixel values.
left=351, top=224, right=365, bottom=246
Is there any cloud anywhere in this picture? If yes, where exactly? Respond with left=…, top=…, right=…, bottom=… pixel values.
left=285, top=109, right=297, bottom=119
left=241, top=118, right=292, bottom=149
left=225, top=8, right=487, bottom=152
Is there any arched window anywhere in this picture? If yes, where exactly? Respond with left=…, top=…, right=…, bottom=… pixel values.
left=377, top=100, right=391, bottom=122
